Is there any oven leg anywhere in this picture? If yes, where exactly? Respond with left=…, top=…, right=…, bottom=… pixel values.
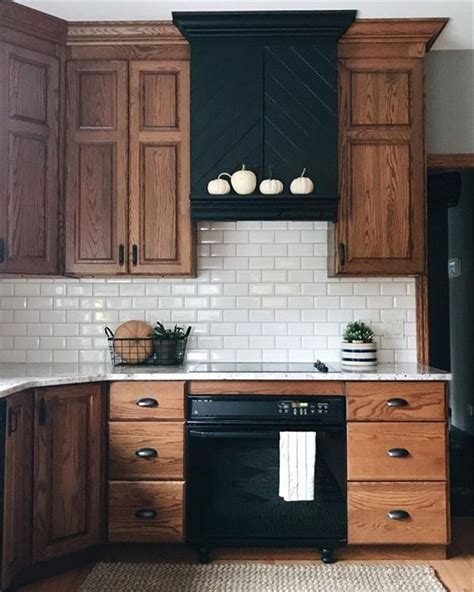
left=198, top=547, right=211, bottom=564
left=320, top=548, right=335, bottom=564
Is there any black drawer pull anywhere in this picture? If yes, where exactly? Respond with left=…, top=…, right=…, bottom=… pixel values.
left=136, top=398, right=159, bottom=408
left=387, top=510, right=410, bottom=521
left=387, top=448, right=410, bottom=458
left=135, top=447, right=158, bottom=459
left=135, top=508, right=157, bottom=520
left=386, top=398, right=408, bottom=408
left=132, top=244, right=138, bottom=266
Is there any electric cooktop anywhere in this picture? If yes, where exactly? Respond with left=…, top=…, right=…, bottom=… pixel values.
left=186, top=361, right=364, bottom=374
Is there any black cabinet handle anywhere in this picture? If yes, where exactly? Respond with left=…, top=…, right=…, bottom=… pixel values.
left=118, top=244, right=125, bottom=266
left=387, top=510, right=410, bottom=521
left=0, top=238, right=5, bottom=263
left=338, top=242, right=345, bottom=266
left=7, top=408, right=18, bottom=436
left=38, top=399, right=47, bottom=425
left=387, top=448, right=410, bottom=458
left=135, top=447, right=158, bottom=459
left=132, top=244, right=138, bottom=266
left=136, top=398, right=159, bottom=408
left=135, top=508, right=157, bottom=520
left=386, top=398, right=408, bottom=408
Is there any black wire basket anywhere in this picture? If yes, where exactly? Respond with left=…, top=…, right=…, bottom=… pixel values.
left=105, top=327, right=188, bottom=366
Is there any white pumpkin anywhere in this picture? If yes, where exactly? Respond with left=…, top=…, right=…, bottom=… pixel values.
left=230, top=164, right=257, bottom=195
left=259, top=178, right=284, bottom=195
left=207, top=173, right=231, bottom=195
left=290, top=168, right=314, bottom=195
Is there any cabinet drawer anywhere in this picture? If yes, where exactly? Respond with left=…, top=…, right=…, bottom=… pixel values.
left=347, top=382, right=446, bottom=421
left=348, top=422, right=446, bottom=481
left=108, top=481, right=184, bottom=543
left=348, top=482, right=449, bottom=544
left=109, top=382, right=185, bottom=420
left=109, top=422, right=184, bottom=480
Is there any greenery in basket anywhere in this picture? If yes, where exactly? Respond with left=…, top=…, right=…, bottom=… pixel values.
left=343, top=320, right=374, bottom=343
left=152, top=321, right=191, bottom=340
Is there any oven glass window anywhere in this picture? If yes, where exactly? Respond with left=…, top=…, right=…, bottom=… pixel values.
left=187, top=428, right=346, bottom=544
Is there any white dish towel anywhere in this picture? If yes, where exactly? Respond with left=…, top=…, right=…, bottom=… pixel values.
left=279, top=431, right=317, bottom=502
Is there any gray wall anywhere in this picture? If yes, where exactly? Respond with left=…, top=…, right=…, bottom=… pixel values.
left=426, top=50, right=474, bottom=154
left=448, top=170, right=474, bottom=435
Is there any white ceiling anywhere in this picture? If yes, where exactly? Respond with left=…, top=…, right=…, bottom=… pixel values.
left=16, top=0, right=473, bottom=50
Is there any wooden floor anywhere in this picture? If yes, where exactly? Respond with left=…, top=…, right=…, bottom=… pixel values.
left=19, top=518, right=474, bottom=592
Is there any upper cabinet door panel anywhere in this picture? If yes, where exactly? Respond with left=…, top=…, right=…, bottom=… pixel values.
left=141, top=71, right=178, bottom=130
left=65, top=61, right=128, bottom=275
left=77, top=69, right=117, bottom=129
left=335, top=58, right=425, bottom=276
left=0, top=43, right=59, bottom=275
left=350, top=70, right=410, bottom=126
left=129, top=61, right=194, bottom=275
left=349, top=143, right=411, bottom=260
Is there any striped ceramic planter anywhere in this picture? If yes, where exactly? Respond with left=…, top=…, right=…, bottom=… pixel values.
left=341, top=341, right=377, bottom=367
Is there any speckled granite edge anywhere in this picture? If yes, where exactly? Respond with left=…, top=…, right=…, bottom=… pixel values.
left=0, top=363, right=452, bottom=398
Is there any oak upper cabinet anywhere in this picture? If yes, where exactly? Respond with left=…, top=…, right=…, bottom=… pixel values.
left=65, top=61, right=129, bottom=275
left=0, top=2, right=66, bottom=275
left=2, top=391, right=34, bottom=590
left=332, top=21, right=447, bottom=276
left=65, top=59, right=194, bottom=276
left=33, top=383, right=105, bottom=562
left=129, top=61, right=193, bottom=275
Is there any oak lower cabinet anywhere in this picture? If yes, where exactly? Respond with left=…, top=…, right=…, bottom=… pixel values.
left=33, top=383, right=105, bottom=562
left=346, top=381, right=450, bottom=547
left=332, top=21, right=446, bottom=276
left=65, top=59, right=194, bottom=277
left=108, top=381, right=186, bottom=543
left=0, top=3, right=66, bottom=275
left=2, top=391, right=34, bottom=590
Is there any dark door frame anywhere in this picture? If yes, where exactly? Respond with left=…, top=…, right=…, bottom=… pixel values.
left=417, top=153, right=474, bottom=364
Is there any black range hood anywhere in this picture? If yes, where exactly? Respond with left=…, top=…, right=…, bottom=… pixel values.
left=173, top=11, right=356, bottom=221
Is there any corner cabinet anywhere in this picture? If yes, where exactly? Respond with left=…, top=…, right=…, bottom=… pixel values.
left=332, top=20, right=447, bottom=276
left=65, top=59, right=194, bottom=276
left=2, top=391, right=34, bottom=590
left=0, top=4, right=66, bottom=275
left=33, top=383, right=105, bottom=562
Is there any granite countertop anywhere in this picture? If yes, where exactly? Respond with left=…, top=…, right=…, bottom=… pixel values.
left=0, top=362, right=451, bottom=398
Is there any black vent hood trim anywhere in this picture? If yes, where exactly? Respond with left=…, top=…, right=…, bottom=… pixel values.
left=173, top=10, right=356, bottom=38
left=174, top=10, right=357, bottom=223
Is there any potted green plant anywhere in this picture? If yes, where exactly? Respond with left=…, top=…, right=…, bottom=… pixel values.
left=341, top=320, right=377, bottom=367
left=151, top=322, right=191, bottom=365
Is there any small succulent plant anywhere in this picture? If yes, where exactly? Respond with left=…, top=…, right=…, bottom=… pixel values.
left=152, top=321, right=191, bottom=340
left=343, top=320, right=374, bottom=343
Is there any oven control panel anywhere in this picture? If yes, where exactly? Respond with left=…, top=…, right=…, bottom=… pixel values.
left=278, top=400, right=330, bottom=417
left=187, top=396, right=345, bottom=424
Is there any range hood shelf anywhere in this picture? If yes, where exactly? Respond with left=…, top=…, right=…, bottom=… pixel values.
left=191, top=195, right=338, bottom=221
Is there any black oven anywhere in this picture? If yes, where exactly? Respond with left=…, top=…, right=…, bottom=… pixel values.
left=186, top=395, right=346, bottom=563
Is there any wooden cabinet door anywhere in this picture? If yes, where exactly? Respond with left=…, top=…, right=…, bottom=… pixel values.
left=33, top=383, right=104, bottom=562
left=0, top=43, right=59, bottom=274
left=2, top=391, right=34, bottom=590
left=65, top=61, right=128, bottom=275
left=129, top=61, right=194, bottom=275
left=334, top=58, right=425, bottom=275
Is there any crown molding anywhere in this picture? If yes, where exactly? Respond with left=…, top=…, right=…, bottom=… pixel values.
left=173, top=11, right=356, bottom=40
left=0, top=1, right=67, bottom=45
left=341, top=18, right=449, bottom=50
left=67, top=21, right=187, bottom=46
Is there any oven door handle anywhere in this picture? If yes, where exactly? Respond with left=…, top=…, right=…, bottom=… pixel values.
left=189, top=429, right=304, bottom=439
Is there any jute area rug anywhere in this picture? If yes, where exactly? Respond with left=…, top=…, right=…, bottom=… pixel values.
left=80, top=562, right=447, bottom=592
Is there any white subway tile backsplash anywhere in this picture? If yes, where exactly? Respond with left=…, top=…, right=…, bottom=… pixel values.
left=0, top=222, right=417, bottom=365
